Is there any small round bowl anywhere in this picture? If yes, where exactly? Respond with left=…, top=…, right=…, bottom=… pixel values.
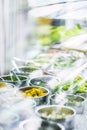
left=11, top=65, right=40, bottom=76
left=28, top=75, right=60, bottom=91
left=19, top=86, right=49, bottom=105
left=49, top=93, right=67, bottom=105
left=19, top=118, right=65, bottom=130
left=0, top=75, right=27, bottom=87
left=36, top=105, right=76, bottom=130
left=65, top=94, right=85, bottom=114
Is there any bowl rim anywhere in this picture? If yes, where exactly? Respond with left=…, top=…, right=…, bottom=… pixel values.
left=11, top=65, right=40, bottom=71
left=19, top=118, right=65, bottom=130
left=18, top=85, right=49, bottom=99
left=35, top=105, right=76, bottom=120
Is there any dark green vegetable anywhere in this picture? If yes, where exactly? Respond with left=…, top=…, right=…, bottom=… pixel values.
left=20, top=67, right=38, bottom=73
left=0, top=75, right=26, bottom=82
left=62, top=83, right=71, bottom=91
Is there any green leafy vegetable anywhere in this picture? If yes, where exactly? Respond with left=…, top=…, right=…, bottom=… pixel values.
left=37, top=24, right=87, bottom=46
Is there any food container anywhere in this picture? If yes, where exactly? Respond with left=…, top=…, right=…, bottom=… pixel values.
left=0, top=108, right=19, bottom=126
left=19, top=118, right=65, bottom=130
left=49, top=93, right=85, bottom=114
left=26, top=54, right=54, bottom=75
left=49, top=93, right=67, bottom=105
left=28, top=75, right=60, bottom=92
left=19, top=86, right=49, bottom=105
left=36, top=105, right=76, bottom=130
left=11, top=65, right=40, bottom=76
left=65, top=94, right=85, bottom=114
left=0, top=75, right=27, bottom=87
left=52, top=51, right=84, bottom=69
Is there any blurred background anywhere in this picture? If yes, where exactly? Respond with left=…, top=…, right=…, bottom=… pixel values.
left=0, top=0, right=87, bottom=75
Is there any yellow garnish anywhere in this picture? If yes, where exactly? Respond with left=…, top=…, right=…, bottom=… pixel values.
left=0, top=82, right=6, bottom=88
left=23, top=87, right=47, bottom=98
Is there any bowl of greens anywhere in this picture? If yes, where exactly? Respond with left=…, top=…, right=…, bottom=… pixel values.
left=0, top=75, right=27, bottom=87
left=52, top=52, right=84, bottom=69
left=65, top=94, right=85, bottom=114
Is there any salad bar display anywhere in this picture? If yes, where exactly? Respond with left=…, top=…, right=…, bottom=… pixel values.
left=1, top=1, right=87, bottom=130
left=0, top=48, right=87, bottom=130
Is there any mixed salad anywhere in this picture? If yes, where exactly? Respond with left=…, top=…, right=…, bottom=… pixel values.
left=54, top=75, right=87, bottom=94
